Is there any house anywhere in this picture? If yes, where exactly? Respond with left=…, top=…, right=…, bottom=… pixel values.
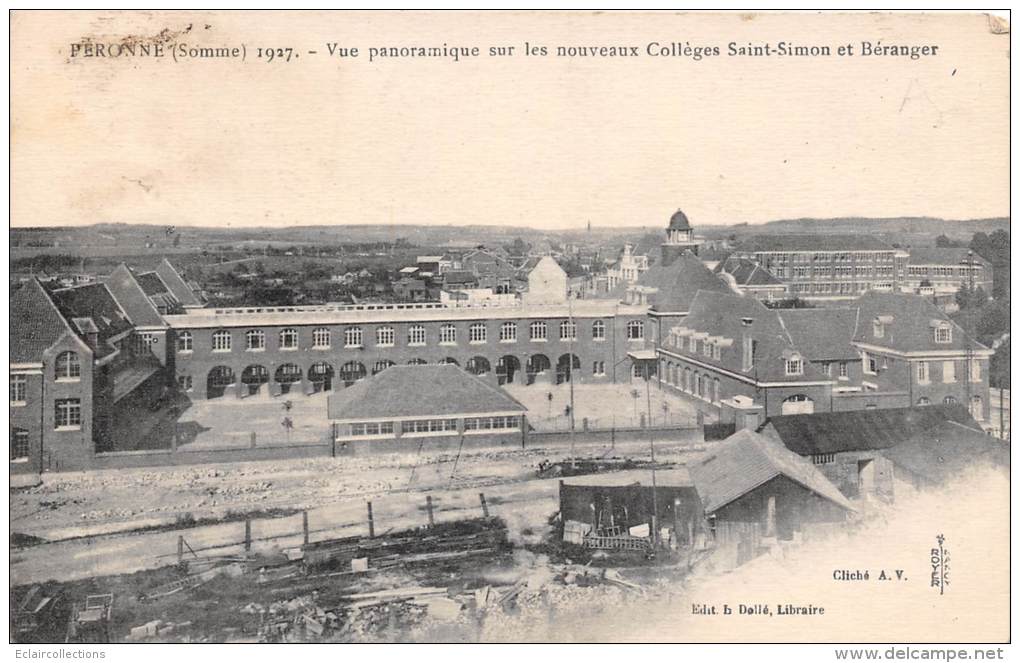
left=558, top=468, right=703, bottom=549
left=688, top=429, right=855, bottom=566
left=605, top=243, right=649, bottom=290
left=392, top=277, right=430, bottom=302
left=522, top=256, right=568, bottom=305
left=327, top=364, right=528, bottom=455
left=757, top=404, right=984, bottom=501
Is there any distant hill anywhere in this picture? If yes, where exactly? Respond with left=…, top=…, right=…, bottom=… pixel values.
left=700, top=217, right=1010, bottom=241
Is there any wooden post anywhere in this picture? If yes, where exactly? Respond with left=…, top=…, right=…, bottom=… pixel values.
left=367, top=501, right=375, bottom=538
left=426, top=495, right=435, bottom=527
left=244, top=519, right=252, bottom=552
left=479, top=493, right=489, bottom=518
left=302, top=511, right=309, bottom=545
left=177, top=535, right=184, bottom=565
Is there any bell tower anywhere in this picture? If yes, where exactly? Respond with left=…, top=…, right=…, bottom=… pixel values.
left=661, top=208, right=701, bottom=265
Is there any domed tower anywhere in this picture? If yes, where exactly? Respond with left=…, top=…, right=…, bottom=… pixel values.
left=661, top=208, right=701, bottom=265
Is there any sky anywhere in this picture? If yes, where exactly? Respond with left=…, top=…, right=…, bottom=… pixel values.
left=10, top=11, right=1011, bottom=230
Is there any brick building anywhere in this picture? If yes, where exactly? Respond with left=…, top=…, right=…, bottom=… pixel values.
left=902, top=248, right=993, bottom=296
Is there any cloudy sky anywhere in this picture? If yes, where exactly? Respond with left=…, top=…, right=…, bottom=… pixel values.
left=11, top=11, right=1010, bottom=229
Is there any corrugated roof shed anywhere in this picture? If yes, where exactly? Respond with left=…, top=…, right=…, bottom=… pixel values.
left=10, top=279, right=79, bottom=363
left=689, top=429, right=854, bottom=514
left=881, top=420, right=1009, bottom=484
left=759, top=405, right=982, bottom=456
left=327, top=364, right=526, bottom=421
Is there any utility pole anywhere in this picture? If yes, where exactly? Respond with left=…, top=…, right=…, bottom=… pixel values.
left=645, top=361, right=659, bottom=549
left=965, top=250, right=974, bottom=418
left=567, top=295, right=576, bottom=462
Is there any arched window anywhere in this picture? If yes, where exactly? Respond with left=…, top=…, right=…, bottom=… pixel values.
left=592, top=320, right=606, bottom=341
left=439, top=324, right=457, bottom=344
left=467, top=356, right=491, bottom=375
left=279, top=328, right=298, bottom=349
left=177, top=331, right=193, bottom=352
left=916, top=397, right=931, bottom=406
left=212, top=330, right=231, bottom=352
left=55, top=351, right=81, bottom=380
left=373, top=360, right=395, bottom=374
left=626, top=320, right=644, bottom=340
left=408, top=325, right=426, bottom=346
left=469, top=323, right=487, bottom=343
left=560, top=320, right=577, bottom=341
left=684, top=367, right=691, bottom=392
left=713, top=378, right=721, bottom=404
left=344, top=327, right=363, bottom=348
left=529, top=321, right=547, bottom=341
left=246, top=329, right=265, bottom=351
left=943, top=395, right=957, bottom=405
left=500, top=322, right=517, bottom=343
left=312, top=328, right=331, bottom=348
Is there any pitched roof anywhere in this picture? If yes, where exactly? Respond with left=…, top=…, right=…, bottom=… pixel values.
left=740, top=234, right=895, bottom=252
left=327, top=364, right=526, bottom=421
left=760, top=405, right=982, bottom=456
left=670, top=290, right=830, bottom=383
left=136, top=271, right=171, bottom=296
left=155, top=258, right=203, bottom=307
left=777, top=307, right=860, bottom=361
left=443, top=270, right=479, bottom=285
left=637, top=251, right=733, bottom=313
left=51, top=283, right=133, bottom=359
left=852, top=291, right=988, bottom=353
left=689, top=429, right=854, bottom=514
left=881, top=420, right=1009, bottom=484
left=10, top=280, right=79, bottom=363
left=103, top=264, right=168, bottom=328
left=907, top=248, right=991, bottom=266
left=716, top=256, right=786, bottom=287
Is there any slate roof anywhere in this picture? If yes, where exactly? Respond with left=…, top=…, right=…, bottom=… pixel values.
left=327, top=364, right=526, bottom=421
left=636, top=251, right=733, bottom=313
left=51, top=283, right=133, bottom=359
left=155, top=258, right=204, bottom=307
left=881, top=420, right=1009, bottom=484
left=103, top=264, right=168, bottom=328
left=716, top=256, right=786, bottom=287
left=907, top=248, right=991, bottom=266
left=670, top=290, right=830, bottom=383
left=10, top=279, right=79, bottom=363
left=851, top=291, right=987, bottom=354
left=777, top=307, right=860, bottom=361
left=688, top=429, right=854, bottom=514
left=739, top=234, right=895, bottom=253
left=759, top=405, right=982, bottom=456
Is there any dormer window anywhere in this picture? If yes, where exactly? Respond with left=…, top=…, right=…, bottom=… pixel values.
left=873, top=320, right=884, bottom=338
left=934, top=324, right=952, bottom=344
left=785, top=357, right=803, bottom=376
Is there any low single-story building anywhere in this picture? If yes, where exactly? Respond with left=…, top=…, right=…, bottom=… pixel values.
left=327, top=364, right=528, bottom=454
left=757, top=405, right=983, bottom=501
left=558, top=468, right=703, bottom=549
left=688, top=429, right=855, bottom=567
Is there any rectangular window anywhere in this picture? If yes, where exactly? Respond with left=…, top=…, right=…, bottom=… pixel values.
left=11, top=429, right=29, bottom=460
left=917, top=361, right=929, bottom=383
left=349, top=421, right=395, bottom=437
left=408, top=325, right=427, bottom=346
left=935, top=326, right=952, bottom=344
left=55, top=399, right=82, bottom=429
left=10, top=374, right=27, bottom=405
left=464, top=416, right=519, bottom=431
left=942, top=361, right=956, bottom=383
left=177, top=332, right=193, bottom=352
left=440, top=325, right=457, bottom=344
left=469, top=324, right=487, bottom=343
left=592, top=361, right=605, bottom=376
left=821, top=362, right=832, bottom=377
left=742, top=337, right=756, bottom=372
left=591, top=320, right=605, bottom=341
left=403, top=418, right=458, bottom=435
left=344, top=327, right=363, bottom=348
left=812, top=453, right=835, bottom=465
left=376, top=327, right=395, bottom=346
left=177, top=375, right=193, bottom=392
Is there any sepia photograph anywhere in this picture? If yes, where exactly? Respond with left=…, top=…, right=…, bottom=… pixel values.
left=6, top=8, right=1012, bottom=654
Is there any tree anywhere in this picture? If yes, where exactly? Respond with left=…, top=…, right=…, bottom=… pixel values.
left=935, top=234, right=957, bottom=248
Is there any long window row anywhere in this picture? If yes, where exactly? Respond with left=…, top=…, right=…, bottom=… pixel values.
left=344, top=416, right=519, bottom=438
left=660, top=360, right=722, bottom=404
left=177, top=319, right=625, bottom=353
